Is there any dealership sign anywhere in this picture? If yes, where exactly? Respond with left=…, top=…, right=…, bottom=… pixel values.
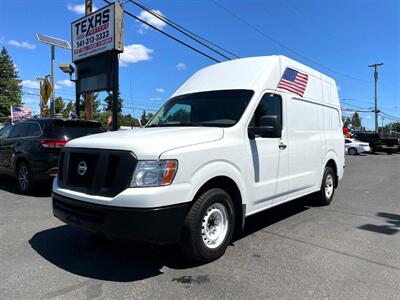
left=71, top=2, right=123, bottom=62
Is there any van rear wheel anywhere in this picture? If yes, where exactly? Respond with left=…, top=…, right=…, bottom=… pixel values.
left=316, top=166, right=336, bottom=205
left=179, top=188, right=235, bottom=263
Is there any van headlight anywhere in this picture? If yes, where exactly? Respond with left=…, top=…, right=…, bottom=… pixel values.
left=130, top=160, right=178, bottom=187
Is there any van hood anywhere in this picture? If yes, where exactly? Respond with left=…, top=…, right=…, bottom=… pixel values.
left=65, top=127, right=224, bottom=159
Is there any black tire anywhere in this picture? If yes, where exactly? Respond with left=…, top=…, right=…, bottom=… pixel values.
left=348, top=147, right=357, bottom=155
left=16, top=161, right=34, bottom=194
left=179, top=188, right=235, bottom=263
left=316, top=167, right=336, bottom=206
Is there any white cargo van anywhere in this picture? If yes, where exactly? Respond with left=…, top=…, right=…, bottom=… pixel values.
left=53, top=55, right=344, bottom=262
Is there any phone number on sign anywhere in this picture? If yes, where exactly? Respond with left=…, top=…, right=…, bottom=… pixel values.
left=76, top=31, right=110, bottom=48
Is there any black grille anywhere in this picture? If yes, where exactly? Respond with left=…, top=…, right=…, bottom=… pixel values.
left=58, top=148, right=137, bottom=197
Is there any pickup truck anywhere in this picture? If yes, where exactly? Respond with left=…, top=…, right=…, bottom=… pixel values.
left=352, top=132, right=399, bottom=154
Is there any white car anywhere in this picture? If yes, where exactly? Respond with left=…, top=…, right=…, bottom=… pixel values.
left=53, top=55, right=344, bottom=262
left=345, top=138, right=370, bottom=155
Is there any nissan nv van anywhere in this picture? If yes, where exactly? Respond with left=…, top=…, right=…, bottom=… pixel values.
left=52, top=55, right=345, bottom=262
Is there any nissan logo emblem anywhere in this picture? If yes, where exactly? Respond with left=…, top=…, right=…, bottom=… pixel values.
left=77, top=161, right=88, bottom=176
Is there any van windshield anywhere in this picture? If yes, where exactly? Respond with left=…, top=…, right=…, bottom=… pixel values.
left=146, top=90, right=254, bottom=128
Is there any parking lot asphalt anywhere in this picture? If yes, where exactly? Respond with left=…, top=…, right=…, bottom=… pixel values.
left=1, top=153, right=399, bottom=299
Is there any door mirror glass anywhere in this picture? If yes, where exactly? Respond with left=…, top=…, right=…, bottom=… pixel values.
left=248, top=93, right=282, bottom=139
left=249, top=115, right=281, bottom=138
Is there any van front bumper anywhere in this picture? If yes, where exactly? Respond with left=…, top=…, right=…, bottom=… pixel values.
left=52, top=193, right=190, bottom=244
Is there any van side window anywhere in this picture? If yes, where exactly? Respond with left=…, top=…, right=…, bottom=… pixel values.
left=250, top=94, right=282, bottom=127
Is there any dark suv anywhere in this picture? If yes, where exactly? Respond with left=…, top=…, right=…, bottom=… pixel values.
left=0, top=118, right=104, bottom=193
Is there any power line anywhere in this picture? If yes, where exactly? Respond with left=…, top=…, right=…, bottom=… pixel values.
left=124, top=105, right=158, bottom=112
left=339, top=100, right=373, bottom=111
left=378, top=113, right=399, bottom=122
left=102, top=0, right=221, bottom=63
left=341, top=107, right=374, bottom=113
left=22, top=91, right=76, bottom=102
left=210, top=0, right=371, bottom=83
left=380, top=111, right=400, bottom=121
left=127, top=0, right=239, bottom=60
left=341, top=98, right=374, bottom=105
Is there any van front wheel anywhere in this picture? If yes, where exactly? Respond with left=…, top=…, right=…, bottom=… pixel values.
left=179, top=188, right=235, bottom=263
left=316, top=167, right=336, bottom=205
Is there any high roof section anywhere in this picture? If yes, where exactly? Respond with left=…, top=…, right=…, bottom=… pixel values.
left=173, top=55, right=339, bottom=107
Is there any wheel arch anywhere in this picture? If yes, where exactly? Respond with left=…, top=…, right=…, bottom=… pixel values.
left=325, top=159, right=338, bottom=188
left=14, top=156, right=29, bottom=177
left=191, top=175, right=245, bottom=233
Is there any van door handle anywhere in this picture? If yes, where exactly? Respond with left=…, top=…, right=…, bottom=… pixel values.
left=279, top=143, right=287, bottom=150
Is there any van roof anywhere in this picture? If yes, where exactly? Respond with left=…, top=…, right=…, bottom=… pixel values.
left=173, top=55, right=340, bottom=107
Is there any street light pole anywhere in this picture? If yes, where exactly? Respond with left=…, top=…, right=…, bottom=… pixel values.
left=50, top=45, right=55, bottom=116
left=36, top=34, right=71, bottom=117
left=368, top=63, right=384, bottom=133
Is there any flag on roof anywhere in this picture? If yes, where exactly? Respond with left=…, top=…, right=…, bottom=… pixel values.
left=11, top=106, right=32, bottom=122
left=277, top=68, right=308, bottom=97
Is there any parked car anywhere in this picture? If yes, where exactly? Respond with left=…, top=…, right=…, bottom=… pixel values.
left=0, top=118, right=104, bottom=193
left=52, top=55, right=345, bottom=262
left=344, top=138, right=370, bottom=155
left=352, top=132, right=398, bottom=154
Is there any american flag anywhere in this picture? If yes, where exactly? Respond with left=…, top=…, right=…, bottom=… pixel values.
left=277, top=68, right=308, bottom=97
left=11, top=107, right=32, bottom=122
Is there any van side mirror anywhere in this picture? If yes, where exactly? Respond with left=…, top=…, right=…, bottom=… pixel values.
left=248, top=115, right=281, bottom=139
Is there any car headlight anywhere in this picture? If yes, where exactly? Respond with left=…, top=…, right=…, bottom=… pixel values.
left=130, top=160, right=178, bottom=187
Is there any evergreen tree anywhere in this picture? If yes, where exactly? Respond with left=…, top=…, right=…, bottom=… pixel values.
left=103, top=91, right=123, bottom=113
left=79, top=93, right=101, bottom=118
left=351, top=112, right=362, bottom=128
left=140, top=110, right=147, bottom=125
left=0, top=47, right=22, bottom=117
left=342, top=116, right=351, bottom=128
left=54, top=96, right=65, bottom=114
left=384, top=121, right=400, bottom=132
left=64, top=101, right=75, bottom=118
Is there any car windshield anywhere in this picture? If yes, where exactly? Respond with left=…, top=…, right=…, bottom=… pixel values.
left=146, top=90, right=254, bottom=128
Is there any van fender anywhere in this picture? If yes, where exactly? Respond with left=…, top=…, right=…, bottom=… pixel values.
left=322, top=151, right=339, bottom=182
left=184, top=160, right=247, bottom=207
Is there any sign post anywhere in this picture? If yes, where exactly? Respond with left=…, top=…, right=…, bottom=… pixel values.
left=36, top=34, right=71, bottom=117
left=71, top=2, right=124, bottom=130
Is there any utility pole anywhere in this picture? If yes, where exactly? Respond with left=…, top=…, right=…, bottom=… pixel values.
left=85, top=0, right=94, bottom=120
left=368, top=63, right=383, bottom=133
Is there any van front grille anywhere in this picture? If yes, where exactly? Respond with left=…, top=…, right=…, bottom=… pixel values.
left=58, top=148, right=137, bottom=197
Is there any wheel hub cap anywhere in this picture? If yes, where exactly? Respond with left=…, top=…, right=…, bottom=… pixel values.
left=201, top=203, right=228, bottom=249
left=18, top=166, right=29, bottom=191
left=325, top=174, right=334, bottom=198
